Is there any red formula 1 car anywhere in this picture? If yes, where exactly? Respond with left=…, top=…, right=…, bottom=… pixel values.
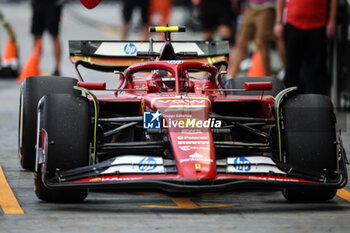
left=19, top=27, right=347, bottom=203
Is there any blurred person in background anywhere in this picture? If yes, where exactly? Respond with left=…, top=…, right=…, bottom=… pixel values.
left=120, top=0, right=150, bottom=40
left=229, top=0, right=276, bottom=78
left=192, top=0, right=237, bottom=46
left=31, top=0, right=66, bottom=76
left=149, top=0, right=173, bottom=27
left=274, top=0, right=338, bottom=95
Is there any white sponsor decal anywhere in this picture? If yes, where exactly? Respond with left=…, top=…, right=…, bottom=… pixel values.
left=181, top=129, right=203, bottom=134
left=179, top=146, right=210, bottom=151
left=168, top=60, right=183, bottom=64
left=177, top=135, right=208, bottom=140
left=159, top=100, right=207, bottom=112
left=248, top=176, right=299, bottom=182
left=179, top=152, right=212, bottom=163
left=189, top=152, right=204, bottom=158
left=99, top=177, right=140, bottom=182
left=158, top=99, right=205, bottom=104
left=164, top=105, right=205, bottom=112
left=180, top=158, right=214, bottom=163
left=194, top=84, right=209, bottom=90
left=151, top=97, right=211, bottom=108
left=133, top=84, right=147, bottom=89
left=102, top=156, right=165, bottom=174
left=95, top=42, right=205, bottom=56
left=227, top=156, right=285, bottom=174
left=178, top=141, right=210, bottom=145
left=179, top=146, right=191, bottom=151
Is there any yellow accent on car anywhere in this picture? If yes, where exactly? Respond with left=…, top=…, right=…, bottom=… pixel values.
left=156, top=26, right=179, bottom=32
left=141, top=98, right=145, bottom=115
left=149, top=26, right=185, bottom=33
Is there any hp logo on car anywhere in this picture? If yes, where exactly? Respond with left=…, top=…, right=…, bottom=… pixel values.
left=233, top=157, right=251, bottom=172
left=139, top=157, right=157, bottom=171
left=168, top=60, right=183, bottom=64
left=123, top=43, right=137, bottom=55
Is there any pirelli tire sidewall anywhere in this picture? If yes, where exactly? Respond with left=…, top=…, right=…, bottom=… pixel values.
left=35, top=93, right=90, bottom=203
left=280, top=94, right=337, bottom=202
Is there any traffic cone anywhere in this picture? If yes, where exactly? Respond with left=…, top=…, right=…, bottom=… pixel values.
left=247, top=51, right=265, bottom=77
left=1, top=37, right=18, bottom=67
left=17, top=40, right=42, bottom=83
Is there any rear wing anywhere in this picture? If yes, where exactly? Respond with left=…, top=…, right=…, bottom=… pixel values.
left=69, top=40, right=229, bottom=70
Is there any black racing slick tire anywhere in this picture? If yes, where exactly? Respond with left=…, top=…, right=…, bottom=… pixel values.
left=280, top=94, right=337, bottom=202
left=225, top=76, right=285, bottom=97
left=19, top=76, right=80, bottom=171
left=35, top=94, right=90, bottom=203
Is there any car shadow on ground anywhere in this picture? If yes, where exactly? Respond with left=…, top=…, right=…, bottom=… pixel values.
left=35, top=190, right=350, bottom=215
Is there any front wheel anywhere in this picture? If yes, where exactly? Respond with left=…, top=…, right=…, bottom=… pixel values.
left=35, top=94, right=91, bottom=202
left=280, top=94, right=337, bottom=202
left=19, top=76, right=80, bottom=171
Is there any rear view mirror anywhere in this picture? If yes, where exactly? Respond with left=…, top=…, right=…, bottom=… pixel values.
left=217, top=71, right=228, bottom=89
left=244, top=82, right=272, bottom=91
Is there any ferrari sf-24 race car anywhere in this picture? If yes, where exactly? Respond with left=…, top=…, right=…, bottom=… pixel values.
left=18, top=27, right=347, bottom=203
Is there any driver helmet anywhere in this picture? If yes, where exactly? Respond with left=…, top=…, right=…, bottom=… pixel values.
left=152, top=70, right=188, bottom=92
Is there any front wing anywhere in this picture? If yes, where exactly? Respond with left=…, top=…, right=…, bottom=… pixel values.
left=39, top=146, right=348, bottom=192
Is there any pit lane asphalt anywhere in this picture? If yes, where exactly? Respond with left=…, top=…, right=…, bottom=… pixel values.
left=1, top=2, right=350, bottom=233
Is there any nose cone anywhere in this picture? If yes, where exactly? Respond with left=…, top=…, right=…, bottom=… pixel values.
left=168, top=129, right=216, bottom=179
left=149, top=95, right=217, bottom=179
